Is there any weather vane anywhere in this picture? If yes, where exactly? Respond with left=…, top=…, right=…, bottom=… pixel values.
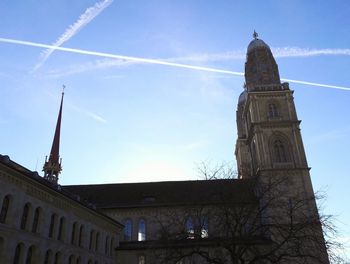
left=253, top=30, right=258, bottom=40
left=62, top=84, right=65, bottom=95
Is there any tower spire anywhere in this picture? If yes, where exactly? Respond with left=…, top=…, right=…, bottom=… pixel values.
left=43, top=86, right=65, bottom=185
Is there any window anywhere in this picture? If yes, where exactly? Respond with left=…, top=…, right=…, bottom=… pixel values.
left=268, top=103, right=279, bottom=118
left=54, top=252, right=61, bottom=264
left=31, top=207, right=40, bottom=233
left=48, top=213, right=57, bottom=238
left=273, top=139, right=288, bottom=162
left=200, top=216, right=209, bottom=238
left=95, top=232, right=100, bottom=252
left=105, top=236, right=110, bottom=255
left=57, top=217, right=65, bottom=241
left=0, top=195, right=10, bottom=223
left=78, top=225, right=84, bottom=247
left=20, top=203, right=31, bottom=230
left=13, top=243, right=24, bottom=264
left=138, top=219, right=146, bottom=241
left=25, top=245, right=34, bottom=264
left=186, top=217, right=194, bottom=239
left=71, top=222, right=78, bottom=244
left=124, top=219, right=132, bottom=241
left=68, top=255, right=74, bottom=264
left=89, top=230, right=94, bottom=250
left=76, top=256, right=82, bottom=264
left=110, top=238, right=114, bottom=256
left=138, top=255, right=145, bottom=264
left=44, top=250, right=52, bottom=264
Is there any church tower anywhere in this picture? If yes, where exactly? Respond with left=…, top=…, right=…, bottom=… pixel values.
left=235, top=33, right=329, bottom=263
left=235, top=32, right=314, bottom=197
left=43, top=90, right=64, bottom=185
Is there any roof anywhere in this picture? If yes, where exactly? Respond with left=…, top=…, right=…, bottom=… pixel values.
left=63, top=179, right=256, bottom=209
left=247, top=38, right=270, bottom=53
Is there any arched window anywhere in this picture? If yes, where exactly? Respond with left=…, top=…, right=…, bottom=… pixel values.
left=138, top=255, right=145, bottom=264
left=25, top=245, right=35, bottom=264
left=78, top=225, right=84, bottom=247
left=200, top=216, right=209, bottom=238
left=110, top=238, right=114, bottom=256
left=0, top=195, right=10, bottom=223
left=20, top=203, right=31, bottom=230
left=138, top=219, right=146, bottom=241
left=48, top=213, right=57, bottom=238
left=268, top=103, right=279, bottom=118
left=95, top=232, right=100, bottom=252
left=54, top=252, right=61, bottom=264
left=89, top=230, right=94, bottom=250
left=31, top=207, right=40, bottom=233
left=273, top=139, right=288, bottom=163
left=68, top=255, right=74, bottom=264
left=124, top=219, right=132, bottom=241
left=57, top=217, right=65, bottom=241
left=105, top=236, right=110, bottom=255
left=186, top=217, right=194, bottom=239
left=44, top=250, right=52, bottom=264
left=71, top=222, right=78, bottom=244
left=13, top=243, right=24, bottom=264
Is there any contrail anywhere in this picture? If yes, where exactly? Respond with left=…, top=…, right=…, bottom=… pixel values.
left=33, top=0, right=113, bottom=72
left=1, top=37, right=349, bottom=91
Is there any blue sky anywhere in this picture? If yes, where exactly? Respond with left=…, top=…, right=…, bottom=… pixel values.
left=1, top=0, right=349, bottom=259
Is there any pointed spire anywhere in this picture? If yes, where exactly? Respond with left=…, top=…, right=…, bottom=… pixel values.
left=43, top=86, right=65, bottom=185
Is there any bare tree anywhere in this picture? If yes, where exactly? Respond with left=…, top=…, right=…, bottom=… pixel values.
left=147, top=164, right=343, bottom=264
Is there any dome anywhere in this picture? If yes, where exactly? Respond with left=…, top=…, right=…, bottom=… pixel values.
left=247, top=38, right=270, bottom=53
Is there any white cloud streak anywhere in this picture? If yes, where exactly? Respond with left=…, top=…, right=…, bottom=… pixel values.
left=32, top=0, right=113, bottom=72
left=68, top=102, right=107, bottom=123
left=45, top=58, right=133, bottom=78
left=162, top=47, right=350, bottom=63
left=0, top=37, right=349, bottom=91
left=273, top=47, right=350, bottom=58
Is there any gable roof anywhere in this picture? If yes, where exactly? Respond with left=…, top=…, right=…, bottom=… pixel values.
left=63, top=179, right=256, bottom=209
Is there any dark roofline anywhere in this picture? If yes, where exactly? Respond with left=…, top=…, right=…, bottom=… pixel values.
left=0, top=154, right=123, bottom=229
left=63, top=178, right=257, bottom=209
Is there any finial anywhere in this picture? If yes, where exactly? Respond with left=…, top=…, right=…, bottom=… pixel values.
left=62, top=84, right=65, bottom=95
left=253, top=30, right=258, bottom=40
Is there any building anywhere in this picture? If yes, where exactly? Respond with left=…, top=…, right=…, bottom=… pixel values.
left=0, top=93, right=123, bottom=264
left=0, top=33, right=329, bottom=264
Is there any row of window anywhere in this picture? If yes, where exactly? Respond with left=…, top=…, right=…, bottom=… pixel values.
left=122, top=216, right=209, bottom=242
left=0, top=195, right=114, bottom=256
left=11, top=242, right=103, bottom=264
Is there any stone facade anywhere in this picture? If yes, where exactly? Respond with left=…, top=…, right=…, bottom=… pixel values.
left=0, top=155, right=123, bottom=264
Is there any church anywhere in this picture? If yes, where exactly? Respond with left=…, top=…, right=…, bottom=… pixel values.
left=0, top=33, right=329, bottom=263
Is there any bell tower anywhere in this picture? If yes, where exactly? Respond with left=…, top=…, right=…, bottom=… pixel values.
left=235, top=34, right=329, bottom=263
left=235, top=32, right=313, bottom=197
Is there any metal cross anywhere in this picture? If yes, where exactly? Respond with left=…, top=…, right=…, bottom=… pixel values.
left=253, top=30, right=258, bottom=40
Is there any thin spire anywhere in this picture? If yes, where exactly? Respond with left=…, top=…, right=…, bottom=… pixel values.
left=43, top=86, right=65, bottom=185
